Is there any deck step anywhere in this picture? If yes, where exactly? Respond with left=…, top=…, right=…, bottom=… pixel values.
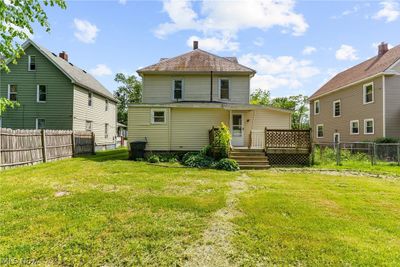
left=229, top=148, right=269, bottom=169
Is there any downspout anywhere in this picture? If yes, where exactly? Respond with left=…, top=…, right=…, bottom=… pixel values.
left=210, top=71, right=213, bottom=102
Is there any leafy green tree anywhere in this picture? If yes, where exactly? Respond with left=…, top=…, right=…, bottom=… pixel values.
left=0, top=0, right=66, bottom=115
left=114, top=73, right=143, bottom=125
left=250, top=89, right=271, bottom=105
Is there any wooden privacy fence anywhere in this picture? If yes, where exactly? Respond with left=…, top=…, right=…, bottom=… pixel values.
left=265, top=128, right=312, bottom=166
left=0, top=129, right=95, bottom=169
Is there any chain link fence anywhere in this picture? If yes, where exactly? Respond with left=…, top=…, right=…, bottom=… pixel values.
left=312, top=142, right=400, bottom=166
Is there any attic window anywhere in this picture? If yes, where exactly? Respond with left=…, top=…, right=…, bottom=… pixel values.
left=28, top=55, right=36, bottom=71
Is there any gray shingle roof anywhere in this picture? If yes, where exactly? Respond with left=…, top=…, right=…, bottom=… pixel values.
left=138, top=49, right=255, bottom=74
left=27, top=40, right=116, bottom=101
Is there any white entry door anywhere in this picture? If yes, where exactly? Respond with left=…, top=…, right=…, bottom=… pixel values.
left=231, top=113, right=244, bottom=147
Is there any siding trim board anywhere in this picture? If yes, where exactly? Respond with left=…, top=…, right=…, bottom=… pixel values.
left=382, top=75, right=386, bottom=137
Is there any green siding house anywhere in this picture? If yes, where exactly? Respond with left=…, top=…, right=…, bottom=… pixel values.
left=0, top=39, right=117, bottom=149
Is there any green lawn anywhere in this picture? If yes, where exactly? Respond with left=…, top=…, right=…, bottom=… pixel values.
left=1, top=149, right=400, bottom=265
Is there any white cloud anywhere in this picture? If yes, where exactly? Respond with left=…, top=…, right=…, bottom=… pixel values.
left=239, top=53, right=320, bottom=91
left=118, top=0, right=127, bottom=4
left=302, top=46, right=317, bottom=55
left=373, top=1, right=400, bottom=22
left=73, top=18, right=99, bottom=44
left=155, top=0, right=308, bottom=51
left=186, top=35, right=239, bottom=52
left=253, top=37, right=264, bottom=47
left=90, top=64, right=112, bottom=77
left=335, top=45, right=358, bottom=61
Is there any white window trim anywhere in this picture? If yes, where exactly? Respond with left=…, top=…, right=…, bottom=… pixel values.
left=7, top=84, right=17, bottom=101
left=151, top=109, right=167, bottom=124
left=333, top=99, right=341, bottom=117
left=36, top=85, right=47, bottom=103
left=314, top=100, right=320, bottom=115
left=35, top=118, right=45, bottom=130
left=171, top=79, right=184, bottom=101
left=363, top=82, right=374, bottom=105
left=333, top=132, right=341, bottom=143
left=364, top=118, right=375, bottom=135
left=219, top=78, right=230, bottom=100
left=349, top=120, right=360, bottom=135
left=85, top=120, right=93, bottom=131
left=28, top=55, right=36, bottom=71
left=316, top=124, right=324, bottom=138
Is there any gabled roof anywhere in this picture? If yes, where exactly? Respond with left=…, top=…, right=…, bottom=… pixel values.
left=138, top=49, right=256, bottom=75
left=20, top=40, right=116, bottom=102
left=310, top=44, right=400, bottom=100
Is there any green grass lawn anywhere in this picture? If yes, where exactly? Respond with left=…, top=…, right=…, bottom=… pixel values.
left=1, top=149, right=400, bottom=265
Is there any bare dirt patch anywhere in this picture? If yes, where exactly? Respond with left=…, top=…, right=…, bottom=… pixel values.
left=183, top=173, right=249, bottom=267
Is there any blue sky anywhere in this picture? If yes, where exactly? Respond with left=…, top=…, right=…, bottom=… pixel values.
left=30, top=0, right=400, bottom=97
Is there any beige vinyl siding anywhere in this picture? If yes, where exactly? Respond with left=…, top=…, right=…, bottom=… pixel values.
left=73, top=85, right=116, bottom=145
left=243, top=109, right=291, bottom=146
left=170, top=108, right=229, bottom=151
left=310, top=76, right=383, bottom=143
left=142, top=74, right=250, bottom=104
left=128, top=107, right=170, bottom=151
left=385, top=75, right=400, bottom=137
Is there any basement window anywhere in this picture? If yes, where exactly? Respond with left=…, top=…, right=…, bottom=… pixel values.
left=36, top=118, right=45, bottom=129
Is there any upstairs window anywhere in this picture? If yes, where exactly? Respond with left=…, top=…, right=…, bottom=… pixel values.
left=314, top=100, right=320, bottom=115
left=8, top=84, right=17, bottom=101
left=350, top=120, right=359, bottom=135
left=173, top=80, right=183, bottom=100
left=36, top=118, right=45, bottom=129
left=85, top=120, right=93, bottom=131
left=363, top=82, right=374, bottom=104
left=105, top=123, right=109, bottom=138
left=105, top=99, right=109, bottom=111
left=316, top=124, right=324, bottom=138
left=364, top=119, right=374, bottom=134
left=88, top=92, right=93, bottom=107
left=220, top=79, right=230, bottom=100
left=28, top=55, right=36, bottom=71
left=333, top=100, right=341, bottom=117
left=151, top=109, right=166, bottom=124
left=37, top=85, right=47, bottom=102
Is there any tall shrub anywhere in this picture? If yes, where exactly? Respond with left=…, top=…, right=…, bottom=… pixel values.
left=212, top=122, right=231, bottom=159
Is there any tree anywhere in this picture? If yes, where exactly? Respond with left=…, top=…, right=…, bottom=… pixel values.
left=114, top=73, right=143, bottom=125
left=0, top=0, right=66, bottom=115
left=250, top=89, right=271, bottom=105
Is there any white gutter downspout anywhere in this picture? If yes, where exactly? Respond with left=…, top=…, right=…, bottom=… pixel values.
left=382, top=75, right=386, bottom=137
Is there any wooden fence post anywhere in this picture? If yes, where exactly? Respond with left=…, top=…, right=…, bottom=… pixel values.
left=71, top=131, right=76, bottom=157
left=91, top=132, right=96, bottom=155
left=41, top=129, right=47, bottom=163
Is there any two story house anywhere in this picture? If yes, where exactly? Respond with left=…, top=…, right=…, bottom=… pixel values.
left=128, top=41, right=291, bottom=153
left=310, top=42, right=400, bottom=143
left=0, top=39, right=117, bottom=150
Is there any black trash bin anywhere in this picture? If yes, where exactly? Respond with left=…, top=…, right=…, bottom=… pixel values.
left=129, top=140, right=147, bottom=160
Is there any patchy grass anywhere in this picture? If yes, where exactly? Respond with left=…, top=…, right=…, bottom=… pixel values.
left=1, top=149, right=400, bottom=265
left=0, top=149, right=236, bottom=266
left=314, top=160, right=400, bottom=177
left=232, top=171, right=400, bottom=266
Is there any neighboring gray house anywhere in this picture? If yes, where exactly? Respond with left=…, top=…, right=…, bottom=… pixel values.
left=0, top=39, right=117, bottom=149
left=309, top=42, right=400, bottom=143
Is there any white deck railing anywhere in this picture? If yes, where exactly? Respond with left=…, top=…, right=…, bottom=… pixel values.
left=250, top=130, right=265, bottom=149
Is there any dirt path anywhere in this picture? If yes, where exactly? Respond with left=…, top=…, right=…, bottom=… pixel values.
left=183, top=173, right=250, bottom=267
